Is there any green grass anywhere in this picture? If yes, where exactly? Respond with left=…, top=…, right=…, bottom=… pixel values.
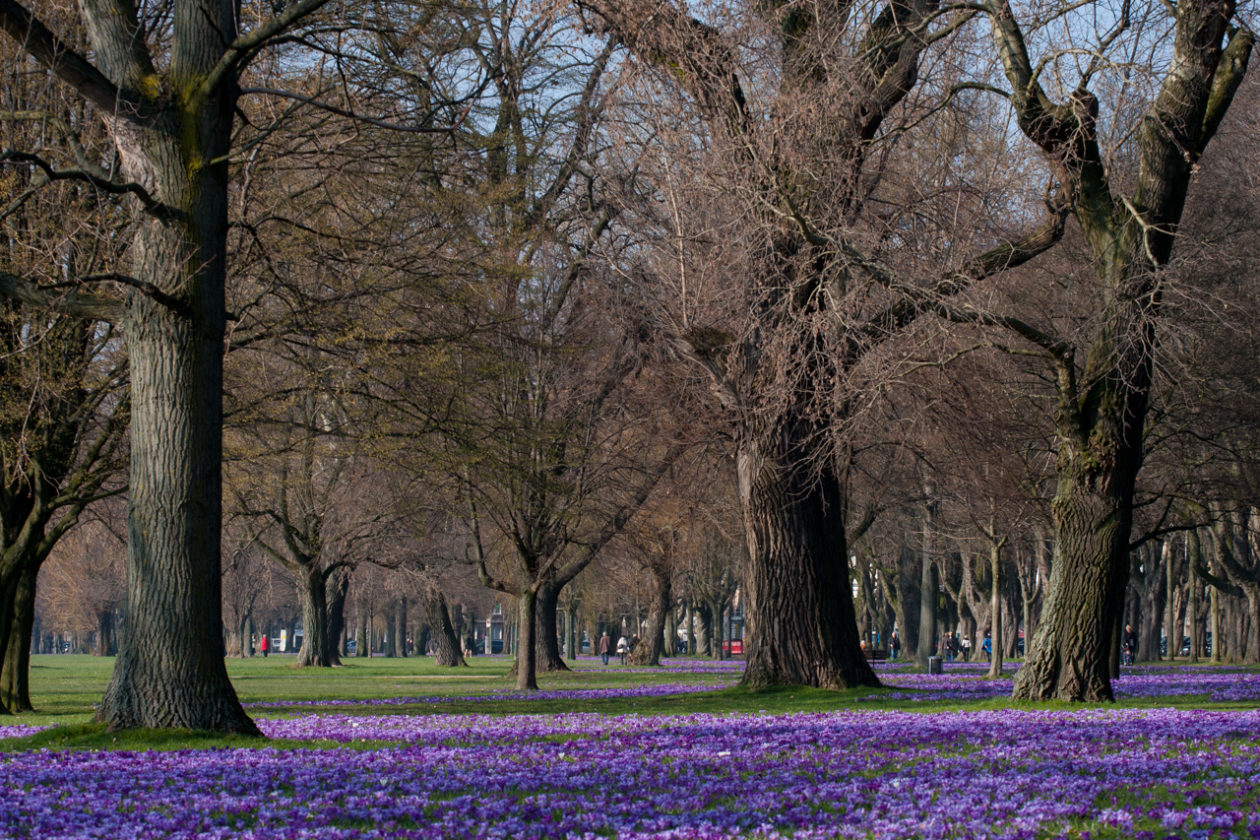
left=7, top=653, right=1260, bottom=753
left=14, top=653, right=865, bottom=723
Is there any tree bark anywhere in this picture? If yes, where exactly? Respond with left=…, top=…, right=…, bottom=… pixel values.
left=1011, top=477, right=1131, bottom=701
left=629, top=560, right=670, bottom=666
left=987, top=540, right=1004, bottom=678
left=738, top=437, right=878, bottom=689
left=295, top=564, right=335, bottom=667
left=100, top=275, right=256, bottom=730
left=395, top=595, right=408, bottom=657
left=1210, top=556, right=1221, bottom=663
left=534, top=578, right=570, bottom=672
left=383, top=603, right=397, bottom=658
left=1164, top=540, right=1177, bottom=661
left=515, top=588, right=539, bottom=690
left=915, top=502, right=938, bottom=670
left=1187, top=529, right=1201, bottom=662
left=80, top=0, right=260, bottom=732
left=1137, top=542, right=1164, bottom=662
left=566, top=602, right=580, bottom=661
left=356, top=609, right=370, bottom=658
left=326, top=571, right=349, bottom=663
left=995, top=0, right=1252, bottom=703
left=425, top=591, right=465, bottom=667
left=96, top=609, right=117, bottom=656
left=0, top=566, right=36, bottom=713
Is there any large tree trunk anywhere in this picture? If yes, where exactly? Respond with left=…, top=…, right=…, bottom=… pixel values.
left=88, top=10, right=257, bottom=730
left=356, top=609, right=371, bottom=658
left=987, top=541, right=1004, bottom=678
left=1011, top=474, right=1133, bottom=701
left=395, top=596, right=408, bottom=658
left=425, top=591, right=465, bottom=667
left=534, top=578, right=569, bottom=672
left=99, top=277, right=255, bottom=731
left=996, top=0, right=1251, bottom=704
left=295, top=564, right=334, bottom=667
left=326, top=571, right=349, bottom=663
left=0, top=565, right=36, bottom=713
left=915, top=505, right=938, bottom=670
left=629, top=561, right=670, bottom=666
left=515, top=589, right=539, bottom=690
left=738, top=434, right=878, bottom=690
left=96, top=609, right=118, bottom=657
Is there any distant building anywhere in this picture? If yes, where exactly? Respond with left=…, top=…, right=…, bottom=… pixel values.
left=485, top=604, right=505, bottom=654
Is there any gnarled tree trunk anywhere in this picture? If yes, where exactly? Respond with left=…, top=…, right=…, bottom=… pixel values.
left=1012, top=471, right=1134, bottom=701
left=739, top=431, right=878, bottom=690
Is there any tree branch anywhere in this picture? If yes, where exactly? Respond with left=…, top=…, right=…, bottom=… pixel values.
left=201, top=0, right=336, bottom=97
left=0, top=271, right=120, bottom=322
left=0, top=0, right=133, bottom=118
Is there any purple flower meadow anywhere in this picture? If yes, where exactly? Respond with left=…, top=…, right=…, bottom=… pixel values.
left=0, top=725, right=44, bottom=741
left=4, top=707, right=1260, bottom=838
left=866, top=663, right=1260, bottom=703
left=247, top=682, right=727, bottom=710
left=243, top=661, right=1260, bottom=709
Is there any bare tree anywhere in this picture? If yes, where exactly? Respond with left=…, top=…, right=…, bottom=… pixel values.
left=576, top=0, right=1067, bottom=690
left=958, top=0, right=1254, bottom=701
left=0, top=0, right=362, bottom=731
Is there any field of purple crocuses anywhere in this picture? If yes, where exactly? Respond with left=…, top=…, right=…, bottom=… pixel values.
left=3, top=662, right=1260, bottom=838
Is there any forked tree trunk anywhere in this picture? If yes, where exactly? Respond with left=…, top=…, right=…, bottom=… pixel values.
left=425, top=591, right=465, bottom=667
left=994, top=0, right=1251, bottom=704
left=96, top=95, right=256, bottom=732
left=738, top=435, right=878, bottom=690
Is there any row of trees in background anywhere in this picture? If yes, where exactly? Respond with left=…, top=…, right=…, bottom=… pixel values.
left=0, top=0, right=1257, bottom=729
